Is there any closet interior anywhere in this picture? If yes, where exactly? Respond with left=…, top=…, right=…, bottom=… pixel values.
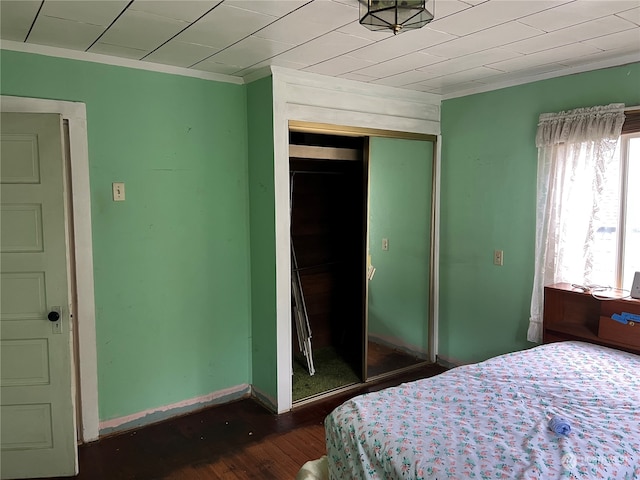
left=289, top=128, right=434, bottom=403
left=289, top=131, right=366, bottom=402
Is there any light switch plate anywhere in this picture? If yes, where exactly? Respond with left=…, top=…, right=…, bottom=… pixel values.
left=112, top=182, right=125, bottom=201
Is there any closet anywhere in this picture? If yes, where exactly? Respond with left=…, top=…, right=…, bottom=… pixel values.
left=289, top=131, right=366, bottom=402
left=289, top=126, right=435, bottom=403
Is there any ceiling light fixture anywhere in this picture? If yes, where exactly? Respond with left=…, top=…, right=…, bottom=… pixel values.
left=359, top=0, right=435, bottom=35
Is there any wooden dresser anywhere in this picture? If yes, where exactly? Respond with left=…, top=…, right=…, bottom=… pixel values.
left=543, top=283, right=640, bottom=355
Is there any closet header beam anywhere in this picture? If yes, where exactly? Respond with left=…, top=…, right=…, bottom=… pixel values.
left=289, top=120, right=437, bottom=142
left=289, top=144, right=360, bottom=161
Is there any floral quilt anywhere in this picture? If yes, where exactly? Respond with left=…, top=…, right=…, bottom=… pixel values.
left=325, top=341, right=640, bottom=479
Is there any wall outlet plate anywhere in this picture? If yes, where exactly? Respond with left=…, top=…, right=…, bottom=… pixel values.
left=631, top=271, right=640, bottom=299
left=493, top=249, right=503, bottom=266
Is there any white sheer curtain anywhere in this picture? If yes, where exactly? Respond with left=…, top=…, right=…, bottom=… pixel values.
left=528, top=104, right=625, bottom=343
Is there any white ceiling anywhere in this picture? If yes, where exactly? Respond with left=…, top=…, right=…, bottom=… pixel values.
left=1, top=0, right=639, bottom=97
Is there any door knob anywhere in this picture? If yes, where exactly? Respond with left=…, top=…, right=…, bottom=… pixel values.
left=48, top=311, right=60, bottom=322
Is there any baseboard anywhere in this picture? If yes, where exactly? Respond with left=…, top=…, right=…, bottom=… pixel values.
left=251, top=385, right=278, bottom=413
left=368, top=333, right=429, bottom=359
left=98, top=383, right=251, bottom=437
left=435, top=355, right=464, bottom=369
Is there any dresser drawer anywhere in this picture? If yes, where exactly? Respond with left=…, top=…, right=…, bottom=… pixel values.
left=598, top=315, right=640, bottom=347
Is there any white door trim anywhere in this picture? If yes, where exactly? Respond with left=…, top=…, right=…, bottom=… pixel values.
left=270, top=68, right=442, bottom=412
left=1, top=95, right=99, bottom=442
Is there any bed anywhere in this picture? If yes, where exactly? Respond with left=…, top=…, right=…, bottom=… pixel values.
left=325, top=341, right=640, bottom=479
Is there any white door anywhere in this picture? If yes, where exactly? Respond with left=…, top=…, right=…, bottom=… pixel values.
left=1, top=113, right=78, bottom=478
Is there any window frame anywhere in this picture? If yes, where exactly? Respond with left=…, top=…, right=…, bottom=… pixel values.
left=615, top=111, right=640, bottom=289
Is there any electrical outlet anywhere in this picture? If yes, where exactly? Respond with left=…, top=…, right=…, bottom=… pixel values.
left=382, top=238, right=389, bottom=251
left=494, top=250, right=504, bottom=266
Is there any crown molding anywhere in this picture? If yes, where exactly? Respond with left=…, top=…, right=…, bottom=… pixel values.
left=0, top=40, right=244, bottom=85
left=442, top=52, right=640, bottom=101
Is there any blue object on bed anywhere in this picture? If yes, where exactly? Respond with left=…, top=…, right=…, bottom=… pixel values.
left=548, top=416, right=571, bottom=435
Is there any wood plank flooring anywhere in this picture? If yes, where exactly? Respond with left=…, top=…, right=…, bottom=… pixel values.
left=367, top=340, right=427, bottom=378
left=44, top=364, right=446, bottom=480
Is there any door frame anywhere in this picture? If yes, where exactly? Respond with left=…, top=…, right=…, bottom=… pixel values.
left=1, top=95, right=99, bottom=443
left=272, top=68, right=442, bottom=412
left=288, top=124, right=438, bottom=385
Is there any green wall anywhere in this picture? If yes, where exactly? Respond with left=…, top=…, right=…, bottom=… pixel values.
left=368, top=137, right=433, bottom=355
left=440, top=62, right=640, bottom=365
left=0, top=50, right=252, bottom=421
left=246, top=76, right=278, bottom=403
left=3, top=47, right=638, bottom=418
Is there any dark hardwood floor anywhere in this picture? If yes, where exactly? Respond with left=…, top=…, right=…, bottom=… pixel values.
left=44, top=364, right=446, bottom=480
left=367, top=340, right=427, bottom=378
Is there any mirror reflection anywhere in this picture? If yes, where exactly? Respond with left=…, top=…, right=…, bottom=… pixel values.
left=366, top=137, right=433, bottom=378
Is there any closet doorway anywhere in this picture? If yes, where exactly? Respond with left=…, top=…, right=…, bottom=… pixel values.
left=289, top=124, right=436, bottom=403
left=289, top=131, right=366, bottom=402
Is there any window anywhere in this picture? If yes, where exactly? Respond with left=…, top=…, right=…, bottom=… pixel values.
left=592, top=124, right=640, bottom=292
left=528, top=104, right=635, bottom=343
left=617, top=132, right=640, bottom=290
